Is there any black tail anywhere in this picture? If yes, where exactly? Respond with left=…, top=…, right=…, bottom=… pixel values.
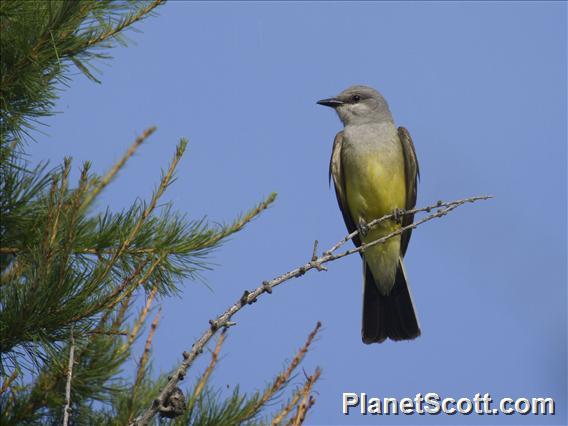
left=362, top=260, right=421, bottom=344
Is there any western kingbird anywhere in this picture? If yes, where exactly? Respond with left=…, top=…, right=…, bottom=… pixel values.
left=317, top=85, right=420, bottom=344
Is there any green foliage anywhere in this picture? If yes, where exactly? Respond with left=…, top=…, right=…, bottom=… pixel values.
left=0, top=0, right=164, bottom=145
left=0, top=1, right=320, bottom=425
left=184, top=386, right=264, bottom=426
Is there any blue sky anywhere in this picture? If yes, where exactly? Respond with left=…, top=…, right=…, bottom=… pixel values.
left=32, top=1, right=566, bottom=424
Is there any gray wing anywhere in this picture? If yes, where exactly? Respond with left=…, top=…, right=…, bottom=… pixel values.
left=398, top=126, right=420, bottom=256
left=329, top=131, right=361, bottom=248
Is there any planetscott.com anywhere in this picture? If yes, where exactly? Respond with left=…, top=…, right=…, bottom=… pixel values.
left=342, top=392, right=555, bottom=416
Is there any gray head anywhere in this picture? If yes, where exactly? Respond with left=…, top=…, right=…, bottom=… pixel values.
left=317, top=85, right=393, bottom=126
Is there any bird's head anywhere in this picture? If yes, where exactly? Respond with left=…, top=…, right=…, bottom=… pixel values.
left=317, top=85, right=392, bottom=126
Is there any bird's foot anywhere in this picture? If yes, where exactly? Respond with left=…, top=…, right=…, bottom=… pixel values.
left=357, top=218, right=369, bottom=237
left=393, top=208, right=406, bottom=224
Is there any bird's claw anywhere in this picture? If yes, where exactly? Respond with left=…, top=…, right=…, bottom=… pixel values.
left=393, top=208, right=405, bottom=224
left=358, top=218, right=369, bottom=237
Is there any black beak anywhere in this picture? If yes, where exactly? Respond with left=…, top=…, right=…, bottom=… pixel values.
left=317, top=98, right=344, bottom=108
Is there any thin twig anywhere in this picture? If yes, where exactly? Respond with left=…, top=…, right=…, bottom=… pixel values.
left=81, top=127, right=156, bottom=211
left=289, top=369, right=321, bottom=426
left=127, top=286, right=159, bottom=348
left=246, top=322, right=321, bottom=419
left=70, top=257, right=151, bottom=323
left=271, top=368, right=321, bottom=426
left=0, top=369, right=19, bottom=396
left=133, top=195, right=491, bottom=425
left=42, top=174, right=59, bottom=256
left=127, top=308, right=161, bottom=423
left=271, top=388, right=303, bottom=425
left=291, top=395, right=316, bottom=426
left=134, top=307, right=161, bottom=391
left=109, top=257, right=164, bottom=310
left=91, top=285, right=133, bottom=335
left=62, top=329, right=75, bottom=426
left=33, top=176, right=59, bottom=293
left=89, top=329, right=128, bottom=336
left=113, top=292, right=135, bottom=331
left=188, top=329, right=227, bottom=410
left=49, top=158, right=71, bottom=248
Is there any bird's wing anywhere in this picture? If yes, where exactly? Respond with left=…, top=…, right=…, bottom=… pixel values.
left=329, top=131, right=361, bottom=248
left=398, top=126, right=420, bottom=256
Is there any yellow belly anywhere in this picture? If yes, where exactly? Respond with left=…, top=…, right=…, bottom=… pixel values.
left=344, top=152, right=406, bottom=294
left=345, top=152, right=406, bottom=226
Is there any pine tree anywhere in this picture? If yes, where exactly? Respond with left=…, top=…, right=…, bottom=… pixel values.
left=1, top=1, right=322, bottom=424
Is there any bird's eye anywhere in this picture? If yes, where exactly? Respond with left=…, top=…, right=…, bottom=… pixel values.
left=351, top=95, right=361, bottom=103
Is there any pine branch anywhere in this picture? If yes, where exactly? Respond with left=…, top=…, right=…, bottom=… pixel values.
left=68, top=256, right=153, bottom=324
left=78, top=0, right=165, bottom=52
left=93, top=138, right=187, bottom=285
left=1, top=1, right=166, bottom=144
left=0, top=185, right=277, bottom=260
left=64, top=139, right=187, bottom=324
left=133, top=195, right=491, bottom=425
left=103, top=256, right=164, bottom=314
left=1, top=149, right=276, bottom=357
left=92, top=287, right=133, bottom=337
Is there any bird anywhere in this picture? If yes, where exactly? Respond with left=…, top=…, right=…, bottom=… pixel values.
left=317, top=85, right=421, bottom=344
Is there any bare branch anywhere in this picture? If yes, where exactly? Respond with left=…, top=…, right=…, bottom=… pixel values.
left=325, top=196, right=491, bottom=255
left=133, top=195, right=491, bottom=425
left=62, top=329, right=75, bottom=426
